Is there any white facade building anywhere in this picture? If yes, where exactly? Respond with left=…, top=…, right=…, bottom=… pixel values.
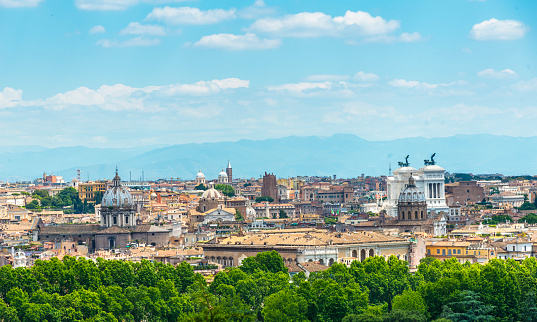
left=384, top=164, right=449, bottom=217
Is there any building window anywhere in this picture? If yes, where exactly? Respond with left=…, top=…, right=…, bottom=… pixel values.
left=125, top=216, right=129, bottom=224
left=113, top=217, right=117, bottom=225
left=442, top=249, right=445, bottom=255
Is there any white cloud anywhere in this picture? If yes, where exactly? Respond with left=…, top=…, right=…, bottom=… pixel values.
left=249, top=10, right=400, bottom=38
left=27, top=78, right=249, bottom=111
left=97, top=37, right=161, bottom=47
left=158, top=78, right=249, bottom=96
left=470, top=18, right=528, bottom=40
left=0, top=0, right=42, bottom=7
left=193, top=33, right=281, bottom=50
left=511, top=78, right=537, bottom=92
left=354, top=71, right=379, bottom=82
left=0, top=87, right=23, bottom=108
left=477, top=68, right=518, bottom=79
left=304, top=75, right=350, bottom=82
left=388, top=79, right=420, bottom=88
left=360, top=32, right=423, bottom=44
left=89, top=25, right=106, bottom=34
left=75, top=0, right=187, bottom=11
left=146, top=6, right=236, bottom=25
left=238, top=0, right=275, bottom=19
left=120, top=22, right=166, bottom=36
left=267, top=82, right=332, bottom=93
left=389, top=78, right=458, bottom=90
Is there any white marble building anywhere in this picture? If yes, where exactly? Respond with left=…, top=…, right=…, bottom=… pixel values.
left=384, top=164, right=449, bottom=218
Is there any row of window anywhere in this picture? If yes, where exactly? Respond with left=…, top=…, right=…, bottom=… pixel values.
left=428, top=248, right=493, bottom=256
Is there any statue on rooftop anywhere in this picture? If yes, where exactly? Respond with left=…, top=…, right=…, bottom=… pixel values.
left=398, top=155, right=410, bottom=167
left=424, top=153, right=437, bottom=166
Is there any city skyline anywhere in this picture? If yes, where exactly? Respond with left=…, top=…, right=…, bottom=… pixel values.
left=0, top=0, right=536, bottom=147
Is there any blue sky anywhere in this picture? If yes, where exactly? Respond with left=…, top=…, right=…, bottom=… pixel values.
left=0, top=0, right=536, bottom=148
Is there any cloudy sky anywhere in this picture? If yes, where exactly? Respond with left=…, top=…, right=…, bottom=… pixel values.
left=0, top=0, right=536, bottom=148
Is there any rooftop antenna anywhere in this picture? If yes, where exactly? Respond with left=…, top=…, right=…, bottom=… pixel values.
left=389, top=163, right=392, bottom=176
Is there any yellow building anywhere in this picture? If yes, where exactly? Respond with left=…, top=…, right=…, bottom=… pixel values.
left=299, top=213, right=323, bottom=224
left=426, top=241, right=496, bottom=264
left=78, top=181, right=109, bottom=202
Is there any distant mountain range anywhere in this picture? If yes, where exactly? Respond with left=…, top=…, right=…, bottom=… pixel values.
left=0, top=134, right=536, bottom=182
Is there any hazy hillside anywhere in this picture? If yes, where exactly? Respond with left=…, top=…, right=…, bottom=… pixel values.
left=0, top=134, right=536, bottom=181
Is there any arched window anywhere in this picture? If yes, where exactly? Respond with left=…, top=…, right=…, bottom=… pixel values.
left=361, top=249, right=366, bottom=261
left=421, top=211, right=424, bottom=219
left=369, top=249, right=374, bottom=257
left=415, top=211, right=418, bottom=220
left=352, top=250, right=358, bottom=258
left=401, top=211, right=405, bottom=220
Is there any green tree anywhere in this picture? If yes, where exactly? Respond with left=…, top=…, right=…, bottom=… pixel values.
left=518, top=202, right=537, bottom=211
left=194, top=184, right=207, bottom=191
left=240, top=251, right=288, bottom=274
left=482, top=215, right=512, bottom=225
left=519, top=213, right=537, bottom=224
left=441, top=290, right=494, bottom=322
left=519, top=291, right=537, bottom=322
left=278, top=209, right=288, bottom=219
left=25, top=200, right=40, bottom=210
left=392, top=289, right=427, bottom=314
left=215, top=184, right=235, bottom=197
left=32, top=190, right=49, bottom=199
left=255, top=196, right=274, bottom=203
left=262, top=289, right=308, bottom=322
left=382, top=310, right=427, bottom=322
left=235, top=210, right=244, bottom=221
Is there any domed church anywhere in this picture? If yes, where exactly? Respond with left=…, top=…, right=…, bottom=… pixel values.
left=397, top=176, right=427, bottom=221
left=378, top=175, right=447, bottom=236
left=100, top=169, right=136, bottom=228
left=35, top=169, right=171, bottom=251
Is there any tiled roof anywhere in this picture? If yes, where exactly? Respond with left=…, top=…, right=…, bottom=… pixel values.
left=95, top=226, right=131, bottom=234
left=39, top=224, right=102, bottom=235
left=299, top=261, right=329, bottom=272
left=214, top=229, right=404, bottom=247
left=132, top=224, right=170, bottom=233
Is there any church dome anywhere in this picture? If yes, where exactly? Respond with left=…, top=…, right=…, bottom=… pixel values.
left=218, top=169, right=227, bottom=178
left=398, top=176, right=426, bottom=203
left=196, top=170, right=205, bottom=179
left=202, top=187, right=223, bottom=199
left=102, top=170, right=134, bottom=208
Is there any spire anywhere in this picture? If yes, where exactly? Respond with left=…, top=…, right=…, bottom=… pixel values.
left=408, top=173, right=415, bottom=187
left=113, top=168, right=121, bottom=187
left=227, top=160, right=231, bottom=169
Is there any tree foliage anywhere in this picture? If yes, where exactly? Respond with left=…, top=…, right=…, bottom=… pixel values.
left=29, top=187, right=92, bottom=214
left=215, top=184, right=235, bottom=197
left=4, top=252, right=537, bottom=321
left=255, top=196, right=274, bottom=203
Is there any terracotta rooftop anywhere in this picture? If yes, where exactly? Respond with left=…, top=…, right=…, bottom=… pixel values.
left=215, top=229, right=404, bottom=247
